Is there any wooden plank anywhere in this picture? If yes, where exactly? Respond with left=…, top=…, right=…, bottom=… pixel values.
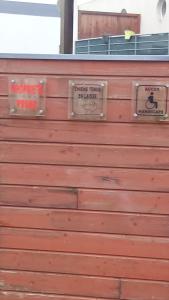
left=1, top=120, right=169, bottom=147
left=1, top=186, right=168, bottom=215
left=0, top=270, right=120, bottom=298
left=0, top=59, right=169, bottom=77
left=46, top=76, right=132, bottom=99
left=0, top=185, right=77, bottom=209
left=1, top=75, right=169, bottom=99
left=1, top=163, right=169, bottom=192
left=0, top=291, right=115, bottom=300
left=121, top=279, right=169, bottom=300
left=1, top=142, right=169, bottom=170
left=0, top=76, right=133, bottom=99
left=1, top=249, right=169, bottom=281
left=78, top=189, right=169, bottom=214
left=0, top=207, right=169, bottom=237
left=0, top=98, right=133, bottom=122
left=0, top=228, right=168, bottom=259
left=0, top=77, right=7, bottom=95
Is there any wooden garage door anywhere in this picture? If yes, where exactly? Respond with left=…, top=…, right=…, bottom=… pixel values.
left=78, top=11, right=140, bottom=39
left=0, top=58, right=169, bottom=300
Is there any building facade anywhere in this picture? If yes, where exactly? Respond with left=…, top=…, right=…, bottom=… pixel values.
left=74, top=0, right=169, bottom=41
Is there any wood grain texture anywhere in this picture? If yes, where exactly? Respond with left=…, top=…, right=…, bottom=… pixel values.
left=0, top=291, right=115, bottom=300
left=1, top=249, right=169, bottom=281
left=0, top=59, right=169, bottom=77
left=78, top=189, right=169, bottom=214
left=121, top=279, right=169, bottom=300
left=78, top=11, right=140, bottom=39
left=1, top=76, right=132, bottom=99
left=0, top=270, right=120, bottom=298
left=1, top=75, right=169, bottom=99
left=0, top=207, right=169, bottom=237
left=1, top=163, right=169, bottom=192
left=1, top=142, right=169, bottom=169
left=1, top=58, right=169, bottom=299
left=1, top=185, right=168, bottom=214
left=1, top=120, right=169, bottom=147
left=0, top=228, right=168, bottom=259
left=0, top=185, right=77, bottom=208
left=0, top=98, right=133, bottom=122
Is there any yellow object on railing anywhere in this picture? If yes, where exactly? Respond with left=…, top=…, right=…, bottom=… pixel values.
left=124, top=30, right=135, bottom=40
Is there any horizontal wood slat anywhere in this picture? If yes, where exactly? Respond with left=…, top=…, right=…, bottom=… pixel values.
left=1, top=142, right=169, bottom=169
left=0, top=291, right=114, bottom=300
left=1, top=185, right=168, bottom=214
left=0, top=59, right=169, bottom=77
left=1, top=120, right=169, bottom=147
left=0, top=270, right=120, bottom=298
left=0, top=98, right=133, bottom=122
left=1, top=76, right=132, bottom=99
left=1, top=249, right=169, bottom=281
left=121, top=279, right=169, bottom=300
left=78, top=189, right=169, bottom=214
left=1, top=76, right=169, bottom=99
left=0, top=185, right=77, bottom=209
left=0, top=207, right=169, bottom=237
left=0, top=228, right=168, bottom=259
left=1, top=163, right=169, bottom=192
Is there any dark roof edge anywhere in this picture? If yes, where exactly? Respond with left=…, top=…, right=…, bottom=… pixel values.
left=0, top=54, right=169, bottom=61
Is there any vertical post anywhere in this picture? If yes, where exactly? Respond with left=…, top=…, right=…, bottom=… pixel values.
left=59, top=0, right=74, bottom=54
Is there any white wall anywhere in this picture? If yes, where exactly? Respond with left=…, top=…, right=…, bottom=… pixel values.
left=74, top=0, right=169, bottom=37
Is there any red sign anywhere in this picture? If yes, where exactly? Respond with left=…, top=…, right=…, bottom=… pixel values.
left=9, top=78, right=46, bottom=116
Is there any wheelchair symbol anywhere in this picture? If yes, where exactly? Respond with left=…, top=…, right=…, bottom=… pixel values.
left=145, top=92, right=158, bottom=109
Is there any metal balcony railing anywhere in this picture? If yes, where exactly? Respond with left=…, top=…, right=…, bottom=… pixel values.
left=75, top=32, right=169, bottom=55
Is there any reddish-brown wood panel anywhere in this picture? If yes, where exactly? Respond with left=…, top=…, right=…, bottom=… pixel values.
left=0, top=185, right=77, bottom=209
left=1, top=185, right=169, bottom=215
left=121, top=279, right=169, bottom=300
left=78, top=11, right=140, bottom=39
left=1, top=76, right=132, bottom=99
left=78, top=189, right=169, bottom=214
left=0, top=58, right=169, bottom=299
left=1, top=250, right=169, bottom=281
left=0, top=76, right=133, bottom=99
left=0, top=270, right=120, bottom=298
left=0, top=291, right=114, bottom=300
left=1, top=142, right=169, bottom=170
left=1, top=120, right=169, bottom=147
left=1, top=228, right=168, bottom=259
left=0, top=98, right=133, bottom=122
left=1, top=75, right=169, bottom=99
left=0, top=207, right=169, bottom=237
left=1, top=163, right=169, bottom=192
left=0, top=60, right=169, bottom=77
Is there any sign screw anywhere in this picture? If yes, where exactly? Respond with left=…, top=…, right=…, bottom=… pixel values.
left=39, top=109, right=44, bottom=115
left=71, top=112, right=75, bottom=116
left=133, top=113, right=138, bottom=117
left=10, top=108, right=16, bottom=113
left=11, top=79, right=16, bottom=84
left=100, top=113, right=104, bottom=117
left=39, top=80, right=44, bottom=85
